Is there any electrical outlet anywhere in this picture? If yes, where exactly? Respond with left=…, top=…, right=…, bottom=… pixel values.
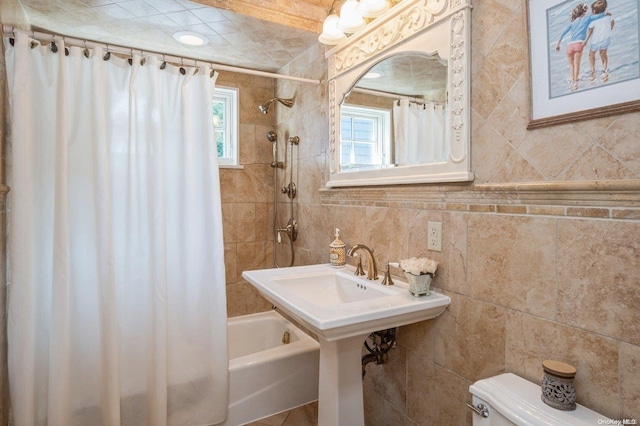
left=427, top=221, right=442, bottom=252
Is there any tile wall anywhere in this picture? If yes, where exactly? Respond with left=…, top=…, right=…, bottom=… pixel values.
left=216, top=71, right=278, bottom=318
left=266, top=1, right=640, bottom=424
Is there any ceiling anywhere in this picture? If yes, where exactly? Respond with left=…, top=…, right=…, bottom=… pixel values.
left=1, top=0, right=332, bottom=72
left=355, top=53, right=447, bottom=99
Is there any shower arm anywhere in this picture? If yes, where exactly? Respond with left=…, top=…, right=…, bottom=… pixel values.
left=258, top=97, right=294, bottom=115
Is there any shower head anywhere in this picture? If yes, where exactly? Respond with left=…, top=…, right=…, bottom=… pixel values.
left=258, top=98, right=294, bottom=114
left=266, top=131, right=277, bottom=142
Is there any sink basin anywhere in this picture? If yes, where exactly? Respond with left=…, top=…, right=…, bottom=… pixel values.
left=242, top=263, right=451, bottom=426
left=242, top=264, right=451, bottom=341
left=273, top=270, right=395, bottom=305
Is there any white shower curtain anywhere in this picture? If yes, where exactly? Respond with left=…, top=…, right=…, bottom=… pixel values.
left=393, top=99, right=447, bottom=165
left=5, top=33, right=228, bottom=426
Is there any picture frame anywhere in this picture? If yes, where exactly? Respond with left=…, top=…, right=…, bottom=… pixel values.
left=526, top=0, right=640, bottom=129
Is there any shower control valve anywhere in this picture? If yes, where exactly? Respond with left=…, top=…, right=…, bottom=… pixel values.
left=277, top=218, right=298, bottom=242
left=281, top=182, right=297, bottom=199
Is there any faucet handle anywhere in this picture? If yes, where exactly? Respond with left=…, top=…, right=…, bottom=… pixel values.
left=381, top=261, right=395, bottom=286
left=354, top=255, right=366, bottom=276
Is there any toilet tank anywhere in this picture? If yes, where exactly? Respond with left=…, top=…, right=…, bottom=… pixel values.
left=469, top=373, right=611, bottom=426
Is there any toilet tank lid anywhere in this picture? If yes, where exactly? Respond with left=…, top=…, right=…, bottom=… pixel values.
left=469, top=373, right=611, bottom=426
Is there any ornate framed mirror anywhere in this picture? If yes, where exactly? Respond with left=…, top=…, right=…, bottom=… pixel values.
left=326, top=0, right=473, bottom=187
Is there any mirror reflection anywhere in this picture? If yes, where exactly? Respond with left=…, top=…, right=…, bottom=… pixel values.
left=340, top=53, right=448, bottom=173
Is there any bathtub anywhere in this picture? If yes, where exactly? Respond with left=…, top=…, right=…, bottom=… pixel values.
left=221, top=310, right=320, bottom=426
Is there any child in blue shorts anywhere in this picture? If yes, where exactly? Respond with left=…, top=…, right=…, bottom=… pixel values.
left=583, top=0, right=615, bottom=82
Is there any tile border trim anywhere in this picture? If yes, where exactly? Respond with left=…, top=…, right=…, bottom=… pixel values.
left=319, top=179, right=640, bottom=219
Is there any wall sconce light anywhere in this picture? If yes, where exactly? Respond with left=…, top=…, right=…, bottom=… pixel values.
left=318, top=0, right=392, bottom=45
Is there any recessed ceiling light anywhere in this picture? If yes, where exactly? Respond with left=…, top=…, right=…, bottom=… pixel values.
left=363, top=72, right=382, bottom=79
left=173, top=31, right=208, bottom=46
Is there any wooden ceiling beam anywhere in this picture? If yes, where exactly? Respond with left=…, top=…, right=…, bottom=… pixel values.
left=191, top=0, right=331, bottom=33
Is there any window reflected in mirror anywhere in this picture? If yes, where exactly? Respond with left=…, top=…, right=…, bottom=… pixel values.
left=340, top=105, right=391, bottom=172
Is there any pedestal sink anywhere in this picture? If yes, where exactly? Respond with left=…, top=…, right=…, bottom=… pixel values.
left=242, top=264, right=451, bottom=426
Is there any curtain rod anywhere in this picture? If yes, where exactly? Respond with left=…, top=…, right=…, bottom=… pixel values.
left=351, top=87, right=446, bottom=106
left=2, top=26, right=320, bottom=85
left=351, top=87, right=425, bottom=103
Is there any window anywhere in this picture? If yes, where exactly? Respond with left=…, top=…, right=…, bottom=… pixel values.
left=340, top=105, right=391, bottom=172
left=213, top=86, right=238, bottom=166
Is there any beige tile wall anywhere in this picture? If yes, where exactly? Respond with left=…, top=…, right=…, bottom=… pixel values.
left=216, top=71, right=277, bottom=317
left=259, top=1, right=640, bottom=424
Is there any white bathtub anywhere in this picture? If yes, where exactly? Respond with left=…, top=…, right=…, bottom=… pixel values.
left=221, top=310, right=320, bottom=426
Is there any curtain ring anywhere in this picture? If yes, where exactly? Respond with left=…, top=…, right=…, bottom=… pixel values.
left=140, top=51, right=146, bottom=66
left=83, top=40, right=90, bottom=58
left=64, top=37, right=69, bottom=56
left=180, top=58, right=186, bottom=75
left=50, top=35, right=58, bottom=53
left=29, top=31, right=38, bottom=49
left=210, top=63, right=215, bottom=78
left=103, top=44, right=111, bottom=61
left=127, top=48, right=133, bottom=66
left=9, top=27, right=15, bottom=46
left=160, top=54, right=167, bottom=70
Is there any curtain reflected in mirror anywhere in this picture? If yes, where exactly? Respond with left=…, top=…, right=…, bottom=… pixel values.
left=394, top=99, right=447, bottom=165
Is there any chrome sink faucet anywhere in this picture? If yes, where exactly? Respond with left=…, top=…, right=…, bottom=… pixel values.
left=346, top=244, right=378, bottom=280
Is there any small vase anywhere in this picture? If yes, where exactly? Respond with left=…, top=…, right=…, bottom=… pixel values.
left=405, top=272, right=433, bottom=297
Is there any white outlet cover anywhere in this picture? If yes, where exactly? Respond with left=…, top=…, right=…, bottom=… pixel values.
left=427, top=221, right=442, bottom=252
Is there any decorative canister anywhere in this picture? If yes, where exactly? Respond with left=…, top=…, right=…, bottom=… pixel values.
left=541, top=360, right=577, bottom=411
left=405, top=272, right=433, bottom=297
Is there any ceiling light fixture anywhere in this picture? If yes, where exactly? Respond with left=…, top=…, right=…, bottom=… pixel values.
left=173, top=31, right=208, bottom=46
left=318, top=0, right=392, bottom=46
left=363, top=71, right=382, bottom=79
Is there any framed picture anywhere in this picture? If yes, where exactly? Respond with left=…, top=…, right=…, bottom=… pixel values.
left=526, top=0, right=640, bottom=129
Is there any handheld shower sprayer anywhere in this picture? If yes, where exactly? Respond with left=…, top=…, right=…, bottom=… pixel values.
left=266, top=131, right=283, bottom=169
left=258, top=98, right=294, bottom=114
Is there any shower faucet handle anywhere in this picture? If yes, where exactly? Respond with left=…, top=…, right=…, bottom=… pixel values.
left=281, top=182, right=296, bottom=199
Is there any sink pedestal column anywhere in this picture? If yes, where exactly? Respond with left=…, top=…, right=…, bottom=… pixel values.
left=317, top=333, right=369, bottom=426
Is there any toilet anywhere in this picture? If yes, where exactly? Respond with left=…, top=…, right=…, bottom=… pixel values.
left=469, top=373, right=611, bottom=425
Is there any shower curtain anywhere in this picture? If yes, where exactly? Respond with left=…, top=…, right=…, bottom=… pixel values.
left=4, top=33, right=228, bottom=426
left=393, top=98, right=447, bottom=165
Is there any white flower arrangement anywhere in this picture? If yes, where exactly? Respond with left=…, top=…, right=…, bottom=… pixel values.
left=400, top=256, right=439, bottom=276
